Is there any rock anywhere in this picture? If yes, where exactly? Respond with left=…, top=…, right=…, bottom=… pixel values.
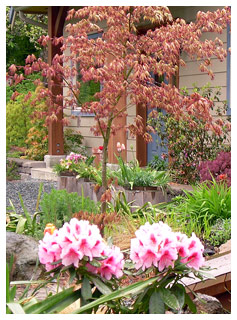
left=219, top=240, right=231, bottom=254
left=6, top=231, right=43, bottom=280
left=193, top=293, right=226, bottom=314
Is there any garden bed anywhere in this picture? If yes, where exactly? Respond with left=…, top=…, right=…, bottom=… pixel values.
left=58, top=175, right=168, bottom=206
left=57, top=175, right=192, bottom=207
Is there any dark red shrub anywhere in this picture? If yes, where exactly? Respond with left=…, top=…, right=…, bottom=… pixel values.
left=198, top=152, right=231, bottom=187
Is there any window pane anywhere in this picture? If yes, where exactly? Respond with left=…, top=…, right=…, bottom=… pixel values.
left=78, top=80, right=100, bottom=104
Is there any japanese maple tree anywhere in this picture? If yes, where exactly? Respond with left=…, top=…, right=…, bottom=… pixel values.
left=7, top=6, right=231, bottom=211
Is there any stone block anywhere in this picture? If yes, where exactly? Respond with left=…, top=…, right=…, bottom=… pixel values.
left=44, top=154, right=66, bottom=168
left=22, top=161, right=46, bottom=168
left=20, top=167, right=31, bottom=174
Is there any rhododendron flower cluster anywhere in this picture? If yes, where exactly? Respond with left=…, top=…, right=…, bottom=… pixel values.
left=86, top=245, right=124, bottom=280
left=130, top=222, right=205, bottom=272
left=38, top=218, right=124, bottom=279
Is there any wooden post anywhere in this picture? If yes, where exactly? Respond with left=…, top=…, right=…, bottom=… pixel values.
left=108, top=93, right=127, bottom=163
left=136, top=104, right=147, bottom=167
left=47, top=7, right=68, bottom=155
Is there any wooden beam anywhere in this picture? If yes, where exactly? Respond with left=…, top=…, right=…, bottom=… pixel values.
left=108, top=93, right=127, bottom=163
left=136, top=104, right=147, bottom=167
left=47, top=7, right=68, bottom=155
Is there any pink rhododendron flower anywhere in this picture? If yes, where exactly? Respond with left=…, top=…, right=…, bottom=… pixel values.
left=61, top=243, right=83, bottom=268
left=39, top=218, right=106, bottom=271
left=38, top=230, right=62, bottom=271
left=158, top=247, right=178, bottom=272
left=130, top=222, right=178, bottom=271
left=181, top=233, right=205, bottom=270
left=57, top=219, right=106, bottom=263
left=87, top=245, right=124, bottom=280
left=130, top=222, right=205, bottom=272
left=175, top=232, right=189, bottom=259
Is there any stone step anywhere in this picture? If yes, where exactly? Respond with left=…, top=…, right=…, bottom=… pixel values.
left=31, top=168, right=58, bottom=182
left=8, top=157, right=46, bottom=168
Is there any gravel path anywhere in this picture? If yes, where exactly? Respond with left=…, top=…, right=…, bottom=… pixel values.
left=6, top=178, right=57, bottom=214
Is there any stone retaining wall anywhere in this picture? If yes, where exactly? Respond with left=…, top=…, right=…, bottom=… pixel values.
left=57, top=175, right=193, bottom=206
left=7, top=158, right=46, bottom=179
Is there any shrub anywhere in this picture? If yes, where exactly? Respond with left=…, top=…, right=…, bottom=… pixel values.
left=6, top=84, right=48, bottom=160
left=158, top=179, right=231, bottom=239
left=110, top=156, right=169, bottom=190
left=148, top=84, right=231, bottom=184
left=24, top=125, right=48, bottom=161
left=35, top=220, right=207, bottom=314
left=64, top=128, right=87, bottom=155
left=6, top=95, right=33, bottom=149
left=208, top=218, right=231, bottom=247
left=6, top=73, right=41, bottom=103
left=39, top=189, right=100, bottom=229
left=198, top=151, right=231, bottom=187
left=148, top=155, right=168, bottom=171
left=6, top=160, right=20, bottom=180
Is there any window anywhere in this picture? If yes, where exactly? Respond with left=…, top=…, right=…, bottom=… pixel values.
left=72, top=32, right=102, bottom=117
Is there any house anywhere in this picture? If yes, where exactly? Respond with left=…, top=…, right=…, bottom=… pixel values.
left=10, top=6, right=231, bottom=167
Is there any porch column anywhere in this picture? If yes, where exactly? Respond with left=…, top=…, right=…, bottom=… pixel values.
left=136, top=104, right=147, bottom=167
left=47, top=7, right=68, bottom=158
left=108, top=93, right=127, bottom=163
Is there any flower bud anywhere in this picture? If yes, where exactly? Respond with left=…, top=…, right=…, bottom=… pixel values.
left=44, top=223, right=56, bottom=235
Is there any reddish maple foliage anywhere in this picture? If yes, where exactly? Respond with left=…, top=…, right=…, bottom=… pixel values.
left=7, top=6, right=231, bottom=205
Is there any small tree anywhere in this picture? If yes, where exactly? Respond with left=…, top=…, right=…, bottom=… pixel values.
left=148, top=84, right=231, bottom=184
left=7, top=6, right=231, bottom=211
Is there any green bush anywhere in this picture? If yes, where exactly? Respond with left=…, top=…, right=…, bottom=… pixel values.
left=6, top=160, right=20, bottom=180
left=6, top=73, right=41, bottom=103
left=6, top=94, right=33, bottom=149
left=109, top=157, right=169, bottom=190
left=39, top=189, right=100, bottom=229
left=148, top=155, right=168, bottom=171
left=64, top=128, right=87, bottom=155
left=159, top=179, right=231, bottom=240
left=208, top=218, right=231, bottom=247
left=6, top=84, right=48, bottom=160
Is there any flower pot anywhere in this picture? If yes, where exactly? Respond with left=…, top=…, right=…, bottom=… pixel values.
left=59, top=171, right=77, bottom=177
left=58, top=176, right=103, bottom=202
left=120, top=186, right=168, bottom=209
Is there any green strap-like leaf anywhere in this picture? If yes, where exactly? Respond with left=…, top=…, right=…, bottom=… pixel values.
left=46, top=289, right=81, bottom=314
left=185, top=293, right=197, bottom=314
left=88, top=275, right=112, bottom=295
left=72, top=276, right=159, bottom=314
left=7, top=302, right=25, bottom=314
left=35, top=182, right=43, bottom=211
left=81, top=277, right=92, bottom=300
left=149, top=290, right=165, bottom=314
left=24, top=287, right=78, bottom=314
left=18, top=193, right=32, bottom=228
left=16, top=216, right=27, bottom=234
left=160, top=287, right=180, bottom=311
left=9, top=285, right=17, bottom=302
